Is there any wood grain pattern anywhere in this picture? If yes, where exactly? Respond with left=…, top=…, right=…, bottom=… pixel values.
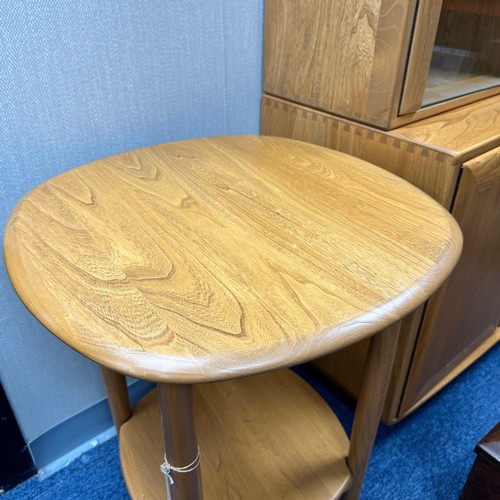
left=4, top=136, right=462, bottom=383
left=263, top=0, right=500, bottom=128
left=120, top=369, right=352, bottom=499
left=263, top=0, right=416, bottom=128
left=261, top=96, right=499, bottom=423
left=400, top=146, right=500, bottom=412
left=261, top=95, right=461, bottom=209
left=262, top=93, right=500, bottom=200
left=392, top=94, right=500, bottom=162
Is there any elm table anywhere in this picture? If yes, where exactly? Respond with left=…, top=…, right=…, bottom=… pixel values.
left=4, top=136, right=462, bottom=499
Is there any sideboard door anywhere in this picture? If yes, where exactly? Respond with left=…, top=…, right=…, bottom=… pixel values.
left=400, top=146, right=500, bottom=415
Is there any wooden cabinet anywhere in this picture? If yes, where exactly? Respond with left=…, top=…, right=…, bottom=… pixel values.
left=261, top=94, right=500, bottom=423
left=401, top=147, right=500, bottom=413
left=263, top=0, right=499, bottom=422
left=264, top=0, right=500, bottom=129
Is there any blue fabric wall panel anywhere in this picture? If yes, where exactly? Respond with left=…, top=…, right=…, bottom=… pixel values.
left=0, top=0, right=263, bottom=450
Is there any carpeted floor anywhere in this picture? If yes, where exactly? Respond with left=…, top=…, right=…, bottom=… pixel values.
left=4, top=343, right=499, bottom=499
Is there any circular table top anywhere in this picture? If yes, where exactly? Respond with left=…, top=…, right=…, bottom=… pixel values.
left=4, top=136, right=462, bottom=383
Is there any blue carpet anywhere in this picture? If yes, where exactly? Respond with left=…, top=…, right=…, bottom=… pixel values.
left=4, top=344, right=499, bottom=499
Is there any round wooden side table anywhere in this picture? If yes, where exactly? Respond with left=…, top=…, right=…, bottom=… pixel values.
left=4, top=136, right=462, bottom=499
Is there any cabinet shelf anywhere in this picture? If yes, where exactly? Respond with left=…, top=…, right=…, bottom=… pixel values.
left=423, top=70, right=500, bottom=108
left=120, top=369, right=352, bottom=499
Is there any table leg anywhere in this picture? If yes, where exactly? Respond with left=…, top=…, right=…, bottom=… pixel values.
left=157, top=383, right=203, bottom=500
left=100, top=367, right=131, bottom=432
left=344, top=321, right=401, bottom=500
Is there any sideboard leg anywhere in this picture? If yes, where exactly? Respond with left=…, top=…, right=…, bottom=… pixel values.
left=344, top=321, right=401, bottom=500
left=100, top=366, right=131, bottom=433
left=158, top=383, right=203, bottom=500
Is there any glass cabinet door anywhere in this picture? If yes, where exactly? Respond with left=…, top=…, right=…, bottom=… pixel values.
left=422, top=0, right=500, bottom=107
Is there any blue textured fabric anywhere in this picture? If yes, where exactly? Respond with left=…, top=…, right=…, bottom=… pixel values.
left=0, top=0, right=263, bottom=446
left=4, top=344, right=499, bottom=499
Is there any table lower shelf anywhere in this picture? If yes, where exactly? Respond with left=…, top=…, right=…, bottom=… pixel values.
left=119, top=369, right=352, bottom=499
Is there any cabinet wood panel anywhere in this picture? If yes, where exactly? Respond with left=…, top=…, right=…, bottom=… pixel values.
left=261, top=96, right=460, bottom=208
left=399, top=0, right=443, bottom=114
left=264, top=0, right=500, bottom=129
left=392, top=95, right=500, bottom=162
left=400, top=146, right=500, bottom=413
left=263, top=0, right=416, bottom=128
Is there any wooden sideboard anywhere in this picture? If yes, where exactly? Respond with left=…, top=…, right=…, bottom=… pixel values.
left=261, top=94, right=500, bottom=423
left=262, top=0, right=499, bottom=422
